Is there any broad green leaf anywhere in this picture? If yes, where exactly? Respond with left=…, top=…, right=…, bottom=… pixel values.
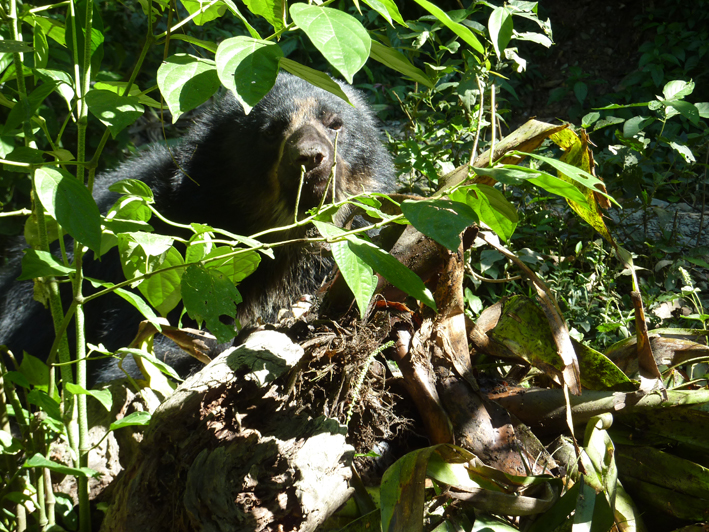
left=19, top=354, right=50, bottom=387
left=86, top=89, right=144, bottom=138
left=243, top=0, right=286, bottom=32
left=362, top=0, right=406, bottom=27
left=622, top=115, right=654, bottom=137
left=278, top=58, right=352, bottom=104
left=314, top=221, right=376, bottom=319
left=202, top=247, right=261, bottom=285
left=24, top=454, right=97, bottom=478
left=166, top=34, right=218, bottom=53
left=180, top=0, right=227, bottom=25
left=18, top=250, right=73, bottom=280
left=290, top=4, right=371, bottom=84
left=513, top=31, right=552, bottom=47
left=0, top=429, right=21, bottom=454
left=35, top=168, right=102, bottom=254
left=412, top=0, right=484, bottom=54
left=182, top=265, right=242, bottom=344
left=35, top=68, right=75, bottom=109
left=662, top=79, right=694, bottom=100
left=26, top=15, right=66, bottom=46
left=117, top=232, right=182, bottom=315
left=401, top=199, right=478, bottom=251
left=663, top=99, right=699, bottom=124
left=574, top=81, right=588, bottom=104
left=347, top=238, right=436, bottom=311
left=215, top=36, right=282, bottom=113
left=696, top=102, right=709, bottom=118
left=369, top=41, right=434, bottom=89
left=92, top=81, right=161, bottom=108
left=3, top=81, right=58, bottom=134
left=592, top=115, right=625, bottom=131
left=27, top=390, right=61, bottom=421
left=450, top=186, right=517, bottom=242
left=489, top=7, right=513, bottom=60
left=381, top=446, right=435, bottom=532
left=87, top=277, right=160, bottom=326
left=108, top=178, right=155, bottom=203
left=668, top=141, right=696, bottom=163
left=158, top=54, right=220, bottom=122
left=140, top=247, right=184, bottom=316
left=65, top=383, right=113, bottom=412
left=116, top=347, right=182, bottom=384
left=109, top=411, right=152, bottom=430
left=514, top=151, right=618, bottom=205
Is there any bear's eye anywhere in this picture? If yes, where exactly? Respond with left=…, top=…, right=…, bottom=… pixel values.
left=262, top=124, right=281, bottom=142
left=327, top=118, right=343, bottom=132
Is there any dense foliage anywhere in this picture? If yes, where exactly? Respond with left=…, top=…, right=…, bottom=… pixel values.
left=0, top=1, right=707, bottom=531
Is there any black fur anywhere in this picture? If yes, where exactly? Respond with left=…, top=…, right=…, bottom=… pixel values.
left=0, top=72, right=395, bottom=382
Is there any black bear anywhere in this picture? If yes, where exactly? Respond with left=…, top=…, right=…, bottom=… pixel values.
left=0, top=72, right=395, bottom=381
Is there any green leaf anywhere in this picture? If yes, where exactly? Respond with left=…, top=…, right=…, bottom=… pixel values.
left=361, top=0, right=406, bottom=27
left=141, top=247, right=184, bottom=316
left=64, top=383, right=113, bottom=412
left=26, top=14, right=66, bottom=47
left=117, top=348, right=182, bottom=381
left=19, top=354, right=50, bottom=387
left=179, top=0, right=227, bottom=25
left=18, top=249, right=74, bottom=280
left=622, top=115, right=654, bottom=137
left=108, top=178, right=155, bottom=203
left=412, top=0, right=484, bottom=54
left=202, top=247, right=261, bottom=285
left=35, top=68, right=75, bottom=110
left=314, top=222, right=376, bottom=319
left=243, top=0, right=286, bottom=32
left=574, top=81, right=588, bottom=104
left=92, top=81, right=161, bottom=108
left=347, top=238, right=436, bottom=311
left=158, top=54, right=220, bottom=122
left=290, top=4, right=371, bottom=84
left=35, top=168, right=102, bottom=254
left=0, top=39, right=33, bottom=53
left=662, top=79, right=694, bottom=101
left=450, top=186, right=517, bottom=242
left=24, top=453, right=98, bottom=478
left=695, top=102, right=709, bottom=118
left=27, top=390, right=61, bottom=421
left=581, top=111, right=600, bottom=128
left=87, top=278, right=160, bottom=326
left=489, top=7, right=513, bottom=60
left=215, top=36, right=282, bottom=114
left=513, top=151, right=618, bottom=205
left=667, top=141, right=696, bottom=163
left=278, top=58, right=352, bottom=104
left=663, top=99, right=700, bottom=125
left=401, top=198, right=478, bottom=251
left=369, top=41, right=434, bottom=89
left=3, top=81, right=58, bottom=134
left=109, top=411, right=152, bottom=431
left=182, top=265, right=242, bottom=344
left=117, top=233, right=183, bottom=315
left=86, top=89, right=144, bottom=138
